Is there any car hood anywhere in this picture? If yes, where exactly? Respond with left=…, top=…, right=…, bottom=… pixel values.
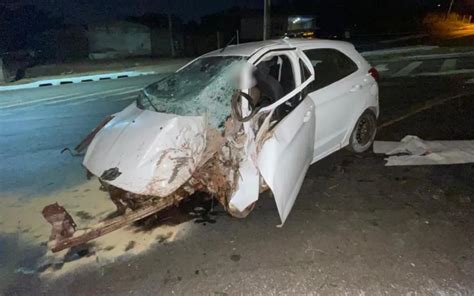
left=83, top=103, right=207, bottom=197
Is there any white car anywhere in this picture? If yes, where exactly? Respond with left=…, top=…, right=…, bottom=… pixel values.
left=74, top=39, right=380, bottom=228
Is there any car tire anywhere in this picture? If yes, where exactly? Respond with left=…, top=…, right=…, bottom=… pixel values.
left=347, top=110, right=377, bottom=153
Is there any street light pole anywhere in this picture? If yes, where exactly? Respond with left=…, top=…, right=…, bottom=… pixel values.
left=168, top=13, right=176, bottom=57
left=167, top=0, right=176, bottom=57
left=447, top=0, right=455, bottom=18
left=263, top=0, right=271, bottom=40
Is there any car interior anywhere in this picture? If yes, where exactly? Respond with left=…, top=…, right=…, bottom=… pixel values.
left=253, top=54, right=299, bottom=120
left=244, top=49, right=359, bottom=123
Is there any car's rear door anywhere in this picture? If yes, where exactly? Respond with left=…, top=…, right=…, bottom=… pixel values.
left=303, top=48, right=366, bottom=160
left=249, top=48, right=316, bottom=224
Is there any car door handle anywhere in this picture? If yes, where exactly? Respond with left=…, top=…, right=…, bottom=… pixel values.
left=303, top=111, right=312, bottom=123
left=350, top=84, right=362, bottom=92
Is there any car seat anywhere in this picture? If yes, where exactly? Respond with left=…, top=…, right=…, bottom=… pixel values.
left=254, top=62, right=285, bottom=107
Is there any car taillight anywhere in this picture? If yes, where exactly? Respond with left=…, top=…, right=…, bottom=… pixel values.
left=369, top=67, right=379, bottom=82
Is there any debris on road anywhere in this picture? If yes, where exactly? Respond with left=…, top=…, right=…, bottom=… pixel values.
left=42, top=203, right=77, bottom=242
left=45, top=193, right=186, bottom=252
left=374, top=135, right=474, bottom=166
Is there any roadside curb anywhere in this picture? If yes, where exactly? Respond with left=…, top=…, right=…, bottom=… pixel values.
left=0, top=70, right=155, bottom=92
left=0, top=61, right=188, bottom=92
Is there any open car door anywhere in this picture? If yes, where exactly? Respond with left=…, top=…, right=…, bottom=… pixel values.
left=252, top=48, right=316, bottom=224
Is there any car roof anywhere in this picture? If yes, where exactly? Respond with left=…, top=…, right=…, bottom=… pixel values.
left=202, top=38, right=357, bottom=58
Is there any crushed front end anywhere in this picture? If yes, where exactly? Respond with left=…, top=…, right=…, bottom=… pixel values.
left=42, top=57, right=260, bottom=252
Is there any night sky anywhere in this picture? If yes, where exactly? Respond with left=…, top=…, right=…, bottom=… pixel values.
left=2, top=0, right=263, bottom=23
left=2, top=0, right=473, bottom=25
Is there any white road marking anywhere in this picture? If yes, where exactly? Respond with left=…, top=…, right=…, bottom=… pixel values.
left=440, top=59, right=457, bottom=72
left=392, top=61, right=423, bottom=77
left=412, top=69, right=474, bottom=77
left=375, top=64, right=389, bottom=72
left=361, top=46, right=438, bottom=56
left=44, top=86, right=138, bottom=105
left=0, top=91, right=84, bottom=109
left=0, top=86, right=140, bottom=110
left=67, top=89, right=140, bottom=106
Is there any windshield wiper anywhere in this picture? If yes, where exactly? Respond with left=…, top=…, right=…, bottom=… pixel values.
left=141, top=91, right=159, bottom=112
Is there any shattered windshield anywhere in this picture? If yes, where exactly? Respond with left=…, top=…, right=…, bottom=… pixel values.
left=138, top=56, right=246, bottom=128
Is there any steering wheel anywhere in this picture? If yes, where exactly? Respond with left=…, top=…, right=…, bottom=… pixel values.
left=231, top=91, right=259, bottom=122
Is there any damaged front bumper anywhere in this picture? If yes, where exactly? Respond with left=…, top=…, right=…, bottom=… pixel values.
left=43, top=103, right=260, bottom=252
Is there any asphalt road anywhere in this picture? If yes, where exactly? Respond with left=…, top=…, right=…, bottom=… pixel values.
left=0, top=74, right=166, bottom=196
left=375, top=55, right=474, bottom=78
left=1, top=55, right=474, bottom=295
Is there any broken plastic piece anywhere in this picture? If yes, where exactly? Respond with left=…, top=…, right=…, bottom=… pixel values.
left=44, top=194, right=185, bottom=253
left=374, top=135, right=474, bottom=166
left=42, top=203, right=77, bottom=242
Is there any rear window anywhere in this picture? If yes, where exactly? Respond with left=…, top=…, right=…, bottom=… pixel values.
left=304, top=48, right=358, bottom=92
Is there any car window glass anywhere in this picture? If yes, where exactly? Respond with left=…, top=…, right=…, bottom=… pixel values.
left=303, top=49, right=358, bottom=92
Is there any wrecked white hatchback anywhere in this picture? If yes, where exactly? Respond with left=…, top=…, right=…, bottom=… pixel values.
left=43, top=39, right=380, bottom=252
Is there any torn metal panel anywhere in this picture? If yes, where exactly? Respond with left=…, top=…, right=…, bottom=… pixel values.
left=191, top=125, right=245, bottom=208
left=42, top=203, right=77, bottom=242
left=44, top=192, right=186, bottom=253
left=374, top=135, right=474, bottom=166
left=101, top=182, right=150, bottom=213
left=228, top=158, right=260, bottom=213
left=227, top=118, right=261, bottom=213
